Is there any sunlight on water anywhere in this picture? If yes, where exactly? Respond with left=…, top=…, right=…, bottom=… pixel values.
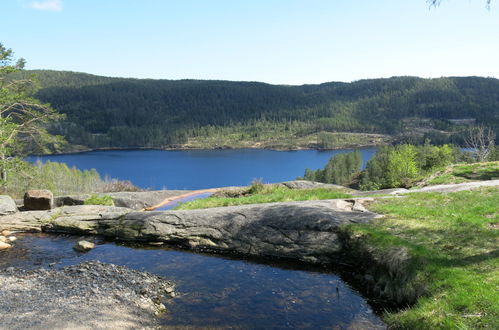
left=1, top=233, right=386, bottom=329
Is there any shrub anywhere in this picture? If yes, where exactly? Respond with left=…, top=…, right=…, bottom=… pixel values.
left=84, top=194, right=114, bottom=206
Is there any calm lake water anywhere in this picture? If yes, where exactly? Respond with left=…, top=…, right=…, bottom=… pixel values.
left=27, top=148, right=377, bottom=189
left=1, top=233, right=386, bottom=329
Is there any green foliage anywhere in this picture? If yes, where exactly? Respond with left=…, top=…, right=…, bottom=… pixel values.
left=351, top=188, right=499, bottom=328
left=11, top=70, right=499, bottom=150
left=2, top=159, right=139, bottom=198
left=387, top=144, right=419, bottom=187
left=360, top=144, right=461, bottom=190
left=175, top=185, right=352, bottom=210
left=302, top=151, right=362, bottom=185
left=3, top=160, right=102, bottom=198
left=84, top=194, right=114, bottom=206
left=0, top=44, right=65, bottom=187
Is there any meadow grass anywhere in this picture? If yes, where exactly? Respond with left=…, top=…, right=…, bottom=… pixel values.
left=174, top=185, right=352, bottom=210
left=348, top=187, right=499, bottom=329
left=426, top=161, right=499, bottom=186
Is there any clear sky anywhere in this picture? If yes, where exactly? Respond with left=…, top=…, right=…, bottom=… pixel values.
left=2, top=0, right=499, bottom=84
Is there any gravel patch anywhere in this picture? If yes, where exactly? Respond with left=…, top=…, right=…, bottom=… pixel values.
left=0, top=260, right=175, bottom=329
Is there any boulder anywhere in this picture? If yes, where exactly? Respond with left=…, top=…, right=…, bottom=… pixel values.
left=1, top=230, right=12, bottom=236
left=0, top=241, right=11, bottom=250
left=24, top=190, right=54, bottom=210
left=0, top=196, right=17, bottom=215
left=73, top=240, right=95, bottom=252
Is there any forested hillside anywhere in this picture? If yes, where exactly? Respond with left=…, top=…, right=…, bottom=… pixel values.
left=17, top=70, right=499, bottom=150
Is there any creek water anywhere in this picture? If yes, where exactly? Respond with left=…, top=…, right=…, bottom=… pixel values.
left=27, top=148, right=377, bottom=189
left=1, top=233, right=386, bottom=329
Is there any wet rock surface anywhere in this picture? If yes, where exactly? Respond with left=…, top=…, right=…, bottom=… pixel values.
left=0, top=260, right=175, bottom=329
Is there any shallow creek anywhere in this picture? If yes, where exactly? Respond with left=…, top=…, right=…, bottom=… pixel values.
left=1, top=233, right=386, bottom=329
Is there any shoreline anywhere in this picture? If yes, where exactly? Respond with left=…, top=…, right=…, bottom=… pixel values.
left=29, top=143, right=382, bottom=157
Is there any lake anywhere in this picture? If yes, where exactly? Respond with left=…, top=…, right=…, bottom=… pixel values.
left=27, top=148, right=377, bottom=189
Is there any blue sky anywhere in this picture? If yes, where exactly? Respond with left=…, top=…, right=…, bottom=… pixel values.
left=2, top=0, right=499, bottom=84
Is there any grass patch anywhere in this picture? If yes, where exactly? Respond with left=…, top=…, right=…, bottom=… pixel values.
left=174, top=184, right=352, bottom=210
left=84, top=194, right=114, bottom=206
left=348, top=188, right=499, bottom=328
left=425, top=161, right=499, bottom=186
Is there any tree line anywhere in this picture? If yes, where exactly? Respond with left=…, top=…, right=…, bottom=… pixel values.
left=301, top=140, right=498, bottom=190
left=13, top=70, right=499, bottom=150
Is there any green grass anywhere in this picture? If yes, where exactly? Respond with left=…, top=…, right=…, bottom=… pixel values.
left=425, top=161, right=499, bottom=186
left=174, top=185, right=352, bottom=210
left=84, top=194, right=114, bottom=206
left=347, top=188, right=499, bottom=329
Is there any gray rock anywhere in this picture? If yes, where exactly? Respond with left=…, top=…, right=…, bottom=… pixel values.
left=1, top=198, right=378, bottom=263
left=0, top=195, right=17, bottom=215
left=406, top=180, right=499, bottom=193
left=0, top=210, right=51, bottom=232
left=55, top=190, right=193, bottom=210
left=277, top=180, right=351, bottom=191
left=73, top=240, right=95, bottom=252
left=47, top=199, right=377, bottom=264
left=107, top=190, right=193, bottom=209
left=24, top=190, right=54, bottom=210
left=54, top=195, right=89, bottom=207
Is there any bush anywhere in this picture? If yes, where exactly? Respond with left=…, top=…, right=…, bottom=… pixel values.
left=84, top=194, right=114, bottom=206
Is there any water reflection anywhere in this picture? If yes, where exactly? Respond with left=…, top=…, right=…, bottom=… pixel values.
left=0, top=233, right=386, bottom=329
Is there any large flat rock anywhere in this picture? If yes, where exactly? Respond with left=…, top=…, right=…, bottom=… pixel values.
left=43, top=199, right=377, bottom=263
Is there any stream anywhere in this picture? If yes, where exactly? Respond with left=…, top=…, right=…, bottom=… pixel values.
left=1, top=233, right=386, bottom=329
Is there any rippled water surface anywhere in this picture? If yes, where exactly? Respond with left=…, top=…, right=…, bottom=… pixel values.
left=1, top=233, right=386, bottom=329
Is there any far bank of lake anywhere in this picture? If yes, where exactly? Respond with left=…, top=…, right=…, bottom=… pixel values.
left=27, top=148, right=376, bottom=190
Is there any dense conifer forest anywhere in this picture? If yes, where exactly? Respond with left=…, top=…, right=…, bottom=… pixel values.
left=17, top=70, right=499, bottom=150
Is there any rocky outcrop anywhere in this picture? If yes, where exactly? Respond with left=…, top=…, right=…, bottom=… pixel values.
left=40, top=199, right=376, bottom=264
left=24, top=190, right=54, bottom=210
left=277, top=180, right=350, bottom=191
left=55, top=190, right=192, bottom=210
left=1, top=198, right=376, bottom=263
left=407, top=180, right=499, bottom=193
left=0, top=195, right=17, bottom=215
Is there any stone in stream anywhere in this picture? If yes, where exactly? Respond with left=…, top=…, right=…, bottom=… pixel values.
left=1, top=230, right=12, bottom=236
left=0, top=196, right=17, bottom=215
left=73, top=240, right=96, bottom=252
left=0, top=241, right=11, bottom=250
left=24, top=190, right=54, bottom=210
